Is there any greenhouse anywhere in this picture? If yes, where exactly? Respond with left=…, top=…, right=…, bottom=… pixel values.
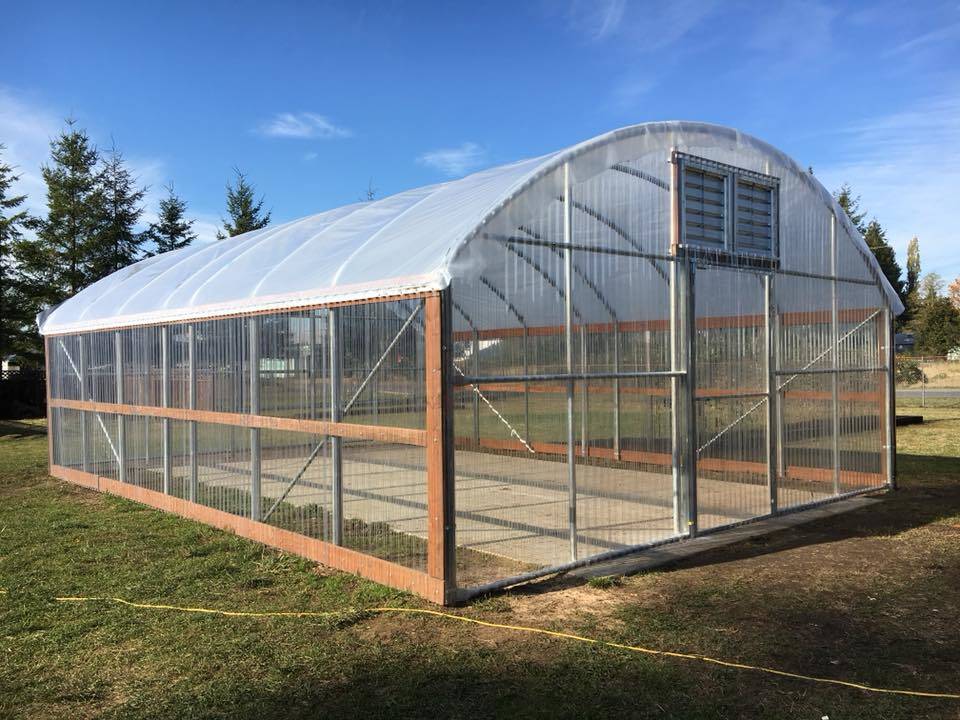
left=39, top=121, right=901, bottom=604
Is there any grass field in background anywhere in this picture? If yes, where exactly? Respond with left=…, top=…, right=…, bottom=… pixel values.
left=1, top=411, right=959, bottom=719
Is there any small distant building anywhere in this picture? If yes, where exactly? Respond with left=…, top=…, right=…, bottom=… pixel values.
left=1, top=357, right=20, bottom=374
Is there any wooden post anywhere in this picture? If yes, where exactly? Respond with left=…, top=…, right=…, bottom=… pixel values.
left=425, top=292, right=455, bottom=599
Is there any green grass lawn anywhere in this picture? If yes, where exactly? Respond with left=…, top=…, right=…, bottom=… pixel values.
left=2, top=412, right=960, bottom=719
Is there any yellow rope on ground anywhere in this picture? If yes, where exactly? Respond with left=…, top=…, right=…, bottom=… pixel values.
left=2, top=590, right=957, bottom=700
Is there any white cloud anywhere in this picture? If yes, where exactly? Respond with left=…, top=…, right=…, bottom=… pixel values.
left=565, top=0, right=717, bottom=51
left=815, top=94, right=960, bottom=282
left=258, top=112, right=352, bottom=139
left=417, top=142, right=487, bottom=176
left=887, top=21, right=960, bottom=57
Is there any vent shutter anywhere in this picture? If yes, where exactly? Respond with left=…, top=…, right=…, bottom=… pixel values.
left=683, top=166, right=726, bottom=247
left=735, top=178, right=774, bottom=253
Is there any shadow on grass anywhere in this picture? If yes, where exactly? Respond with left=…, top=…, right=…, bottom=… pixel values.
left=0, top=419, right=47, bottom=439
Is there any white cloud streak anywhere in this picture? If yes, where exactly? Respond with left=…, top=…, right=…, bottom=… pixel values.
left=258, top=112, right=352, bottom=139
left=815, top=94, right=960, bottom=282
left=417, top=142, right=487, bottom=177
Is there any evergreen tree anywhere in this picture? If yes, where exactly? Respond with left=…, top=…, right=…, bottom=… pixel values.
left=148, top=184, right=197, bottom=254
left=913, top=295, right=960, bottom=355
left=862, top=219, right=904, bottom=301
left=902, top=236, right=921, bottom=322
left=834, top=184, right=866, bottom=234
left=88, top=145, right=148, bottom=280
left=19, top=120, right=100, bottom=303
left=217, top=168, right=270, bottom=238
left=0, top=145, right=32, bottom=364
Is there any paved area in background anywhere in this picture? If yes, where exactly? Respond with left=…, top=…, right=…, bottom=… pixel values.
left=897, top=388, right=960, bottom=398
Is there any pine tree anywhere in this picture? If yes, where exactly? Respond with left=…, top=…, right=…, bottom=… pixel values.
left=19, top=120, right=101, bottom=303
left=149, top=184, right=197, bottom=254
left=834, top=184, right=867, bottom=235
left=88, top=145, right=148, bottom=280
left=862, top=219, right=904, bottom=301
left=217, top=168, right=270, bottom=238
left=0, top=145, right=32, bottom=364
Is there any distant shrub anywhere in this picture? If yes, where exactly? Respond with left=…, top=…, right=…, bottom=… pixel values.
left=896, top=358, right=925, bottom=385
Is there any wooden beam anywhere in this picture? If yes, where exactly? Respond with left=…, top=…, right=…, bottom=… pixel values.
left=48, top=398, right=426, bottom=447
left=424, top=294, right=448, bottom=586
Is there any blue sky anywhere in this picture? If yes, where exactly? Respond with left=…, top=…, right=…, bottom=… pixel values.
left=1, top=0, right=958, bottom=279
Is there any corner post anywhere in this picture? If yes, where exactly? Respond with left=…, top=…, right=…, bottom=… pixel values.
left=426, top=292, right=456, bottom=600
left=329, top=307, right=343, bottom=544
left=79, top=334, right=89, bottom=473
left=884, top=306, right=896, bottom=489
left=248, top=317, right=261, bottom=520
left=563, top=162, right=578, bottom=561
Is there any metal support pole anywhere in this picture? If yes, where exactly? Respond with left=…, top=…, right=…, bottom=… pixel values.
left=472, top=329, right=480, bottom=446
left=161, top=325, right=172, bottom=495
left=329, top=308, right=343, bottom=545
left=115, top=331, right=126, bottom=483
left=681, top=255, right=698, bottom=537
left=563, top=162, right=578, bottom=561
left=249, top=317, right=261, bottom=521
left=764, top=275, right=778, bottom=514
left=188, top=324, right=198, bottom=502
left=884, top=307, right=896, bottom=489
left=830, top=214, right=841, bottom=496
left=309, top=312, right=317, bottom=421
left=613, top=321, right=621, bottom=460
left=79, top=335, right=89, bottom=472
left=580, top=324, right=588, bottom=455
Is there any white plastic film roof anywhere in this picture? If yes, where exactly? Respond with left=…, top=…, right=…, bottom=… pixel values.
left=38, top=121, right=903, bottom=335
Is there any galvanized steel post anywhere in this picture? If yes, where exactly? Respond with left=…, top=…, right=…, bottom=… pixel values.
left=115, top=331, right=125, bottom=483
left=249, top=317, right=261, bottom=520
left=563, top=162, right=578, bottom=561
left=613, top=320, right=621, bottom=461
left=830, top=214, right=841, bottom=496
left=764, top=274, right=778, bottom=514
left=884, top=306, right=896, bottom=489
left=79, top=336, right=89, bottom=472
left=680, top=254, right=698, bottom=537
left=188, top=323, right=198, bottom=502
left=472, top=328, right=480, bottom=447
left=329, top=307, right=343, bottom=545
left=161, top=325, right=172, bottom=495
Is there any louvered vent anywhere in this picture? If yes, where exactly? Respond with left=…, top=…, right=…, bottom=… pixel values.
left=683, top=166, right=726, bottom=247
left=735, top=178, right=774, bottom=253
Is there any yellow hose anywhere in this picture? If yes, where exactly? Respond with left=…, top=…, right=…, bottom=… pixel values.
left=0, top=591, right=940, bottom=700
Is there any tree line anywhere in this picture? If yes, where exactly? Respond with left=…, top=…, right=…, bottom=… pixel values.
left=0, top=120, right=271, bottom=367
left=834, top=185, right=960, bottom=355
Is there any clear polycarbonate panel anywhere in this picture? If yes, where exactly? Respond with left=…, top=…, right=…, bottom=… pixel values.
left=340, top=299, right=426, bottom=429
left=119, top=324, right=163, bottom=407
left=838, top=371, right=886, bottom=492
left=340, top=440, right=428, bottom=571
left=837, top=281, right=884, bottom=370
left=255, top=310, right=327, bottom=420
left=573, top=378, right=678, bottom=553
left=694, top=266, right=769, bottom=530
left=84, top=331, right=117, bottom=403
left=168, top=324, right=191, bottom=410
left=123, top=414, right=166, bottom=492
left=194, top=317, right=250, bottom=414
left=454, top=380, right=570, bottom=587
left=777, top=373, right=835, bottom=509
left=193, top=422, right=251, bottom=517
left=167, top=420, right=191, bottom=499
left=258, top=429, right=332, bottom=541
left=85, top=410, right=120, bottom=479
left=49, top=334, right=82, bottom=400
left=51, top=407, right=84, bottom=468
left=696, top=397, right=769, bottom=529
left=777, top=274, right=834, bottom=372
